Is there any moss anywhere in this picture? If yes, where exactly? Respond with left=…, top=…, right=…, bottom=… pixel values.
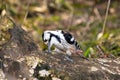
left=0, top=16, right=14, bottom=47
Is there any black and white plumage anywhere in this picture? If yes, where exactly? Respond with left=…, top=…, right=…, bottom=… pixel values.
left=42, top=30, right=87, bottom=60
left=62, top=31, right=80, bottom=50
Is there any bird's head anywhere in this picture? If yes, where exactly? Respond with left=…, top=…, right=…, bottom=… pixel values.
left=42, top=31, right=51, bottom=44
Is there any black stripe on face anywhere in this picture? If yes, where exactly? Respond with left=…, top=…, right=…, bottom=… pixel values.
left=48, top=32, right=61, bottom=43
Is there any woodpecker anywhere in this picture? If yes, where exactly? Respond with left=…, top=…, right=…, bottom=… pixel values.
left=42, top=30, right=88, bottom=60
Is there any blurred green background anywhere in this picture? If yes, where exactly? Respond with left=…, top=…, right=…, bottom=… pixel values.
left=0, top=0, right=120, bottom=58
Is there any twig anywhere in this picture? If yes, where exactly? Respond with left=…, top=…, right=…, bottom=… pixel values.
left=96, top=45, right=105, bottom=57
left=22, top=0, right=31, bottom=25
left=94, top=8, right=101, bottom=21
left=102, top=0, right=111, bottom=34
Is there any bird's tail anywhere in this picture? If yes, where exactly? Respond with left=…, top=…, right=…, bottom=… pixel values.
left=76, top=50, right=89, bottom=61
left=78, top=54, right=89, bottom=60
